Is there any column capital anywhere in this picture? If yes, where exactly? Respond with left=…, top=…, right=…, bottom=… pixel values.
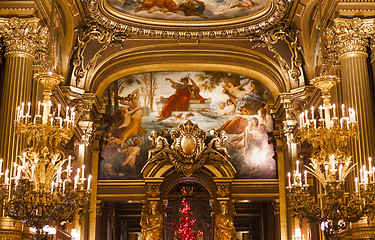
left=327, top=18, right=373, bottom=61
left=0, top=17, right=48, bottom=59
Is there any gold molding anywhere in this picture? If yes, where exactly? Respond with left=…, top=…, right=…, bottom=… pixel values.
left=85, top=0, right=291, bottom=39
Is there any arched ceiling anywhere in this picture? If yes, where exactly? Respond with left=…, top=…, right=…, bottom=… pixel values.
left=86, top=42, right=290, bottom=102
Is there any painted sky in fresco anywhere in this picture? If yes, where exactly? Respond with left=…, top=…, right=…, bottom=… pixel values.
left=107, top=0, right=268, bottom=21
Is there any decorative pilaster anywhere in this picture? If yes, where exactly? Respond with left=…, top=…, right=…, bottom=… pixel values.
left=329, top=18, right=375, bottom=167
left=0, top=18, right=47, bottom=168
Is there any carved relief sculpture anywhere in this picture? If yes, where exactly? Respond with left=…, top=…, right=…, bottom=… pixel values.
left=215, top=202, right=236, bottom=240
left=141, top=201, right=163, bottom=240
left=146, top=120, right=231, bottom=176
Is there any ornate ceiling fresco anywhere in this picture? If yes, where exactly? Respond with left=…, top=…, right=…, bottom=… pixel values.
left=87, top=0, right=290, bottom=38
left=106, top=0, right=270, bottom=21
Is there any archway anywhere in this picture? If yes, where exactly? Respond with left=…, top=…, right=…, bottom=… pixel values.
left=164, top=179, right=213, bottom=240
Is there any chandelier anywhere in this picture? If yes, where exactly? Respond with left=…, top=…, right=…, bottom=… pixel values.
left=286, top=75, right=375, bottom=240
left=0, top=72, right=91, bottom=239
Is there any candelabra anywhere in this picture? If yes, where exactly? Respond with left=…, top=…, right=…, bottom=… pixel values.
left=0, top=72, right=91, bottom=240
left=287, top=75, right=375, bottom=240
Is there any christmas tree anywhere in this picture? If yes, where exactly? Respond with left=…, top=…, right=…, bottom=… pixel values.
left=172, top=190, right=203, bottom=240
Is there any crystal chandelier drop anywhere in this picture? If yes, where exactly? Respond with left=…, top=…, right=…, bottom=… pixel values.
left=0, top=72, right=91, bottom=239
left=286, top=75, right=375, bottom=240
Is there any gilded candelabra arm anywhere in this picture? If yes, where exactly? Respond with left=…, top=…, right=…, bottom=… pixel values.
left=287, top=188, right=322, bottom=222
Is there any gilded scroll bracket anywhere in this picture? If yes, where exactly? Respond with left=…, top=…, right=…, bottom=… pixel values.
left=71, top=24, right=126, bottom=87
left=250, top=27, right=304, bottom=85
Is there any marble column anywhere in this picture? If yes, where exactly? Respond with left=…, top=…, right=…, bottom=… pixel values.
left=0, top=18, right=44, bottom=168
left=332, top=18, right=375, bottom=167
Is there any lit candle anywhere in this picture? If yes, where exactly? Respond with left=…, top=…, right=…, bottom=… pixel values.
left=63, top=180, right=66, bottom=192
left=319, top=105, right=323, bottom=120
left=287, top=172, right=291, bottom=188
left=352, top=109, right=356, bottom=123
left=342, top=104, right=345, bottom=118
left=27, top=102, right=31, bottom=116
left=87, top=175, right=92, bottom=190
left=16, top=166, right=21, bottom=180
left=37, top=101, right=41, bottom=116
left=57, top=104, right=61, bottom=118
left=82, top=165, right=85, bottom=179
left=21, top=102, right=25, bottom=117
left=325, top=165, right=329, bottom=181
left=305, top=110, right=309, bottom=125
left=360, top=168, right=363, bottom=183
left=50, top=117, right=53, bottom=125
left=311, top=106, right=314, bottom=119
left=4, top=169, right=9, bottom=184
left=299, top=113, right=303, bottom=126
left=51, top=182, right=54, bottom=192
left=340, top=118, right=343, bottom=128
left=355, top=177, right=359, bottom=192
left=67, top=155, right=71, bottom=178
left=304, top=170, right=308, bottom=186
left=74, top=174, right=79, bottom=189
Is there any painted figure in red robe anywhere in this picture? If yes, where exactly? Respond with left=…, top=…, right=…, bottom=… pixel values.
left=157, top=75, right=206, bottom=122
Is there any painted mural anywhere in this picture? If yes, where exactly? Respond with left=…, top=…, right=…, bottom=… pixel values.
left=99, top=71, right=276, bottom=180
left=106, top=0, right=269, bottom=21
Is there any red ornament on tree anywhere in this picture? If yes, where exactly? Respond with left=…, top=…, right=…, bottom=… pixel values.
left=172, top=189, right=203, bottom=240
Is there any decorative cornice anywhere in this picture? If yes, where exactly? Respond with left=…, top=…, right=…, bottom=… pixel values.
left=85, top=0, right=291, bottom=39
left=327, top=18, right=374, bottom=61
left=0, top=18, right=48, bottom=59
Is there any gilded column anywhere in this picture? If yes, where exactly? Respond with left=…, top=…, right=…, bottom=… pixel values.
left=331, top=18, right=375, bottom=166
left=0, top=18, right=45, bottom=168
left=0, top=17, right=46, bottom=239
